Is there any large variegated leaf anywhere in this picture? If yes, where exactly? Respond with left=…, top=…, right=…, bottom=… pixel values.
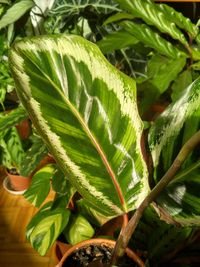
left=149, top=78, right=200, bottom=225
left=10, top=35, right=149, bottom=217
left=115, top=0, right=188, bottom=47
left=26, top=202, right=70, bottom=256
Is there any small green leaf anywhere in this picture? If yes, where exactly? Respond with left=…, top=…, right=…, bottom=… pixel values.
left=26, top=201, right=71, bottom=255
left=103, top=12, right=134, bottom=25
left=20, top=135, right=48, bottom=177
left=97, top=30, right=138, bottom=54
left=63, top=214, right=95, bottom=245
left=120, top=21, right=186, bottom=59
left=171, top=70, right=193, bottom=101
left=0, top=0, right=35, bottom=29
left=77, top=199, right=111, bottom=227
left=24, top=164, right=57, bottom=207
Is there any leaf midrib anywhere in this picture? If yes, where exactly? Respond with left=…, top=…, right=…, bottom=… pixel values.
left=19, top=47, right=127, bottom=212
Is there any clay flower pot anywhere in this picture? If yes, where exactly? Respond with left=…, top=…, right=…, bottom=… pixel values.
left=55, top=238, right=145, bottom=267
left=6, top=170, right=31, bottom=192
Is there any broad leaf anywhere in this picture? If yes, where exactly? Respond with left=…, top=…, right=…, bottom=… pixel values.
left=10, top=35, right=149, bottom=217
left=149, top=78, right=200, bottom=225
left=120, top=21, right=186, bottom=59
left=97, top=30, right=138, bottom=54
left=103, top=12, right=134, bottom=25
left=115, top=0, right=188, bottom=47
left=0, top=0, right=35, bottom=30
left=63, top=214, right=95, bottom=245
left=26, top=201, right=70, bottom=256
left=149, top=77, right=200, bottom=178
left=24, top=164, right=57, bottom=207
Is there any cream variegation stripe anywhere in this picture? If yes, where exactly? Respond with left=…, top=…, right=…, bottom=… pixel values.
left=149, top=78, right=200, bottom=168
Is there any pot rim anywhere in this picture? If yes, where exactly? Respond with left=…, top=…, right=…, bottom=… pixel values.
left=56, top=238, right=145, bottom=267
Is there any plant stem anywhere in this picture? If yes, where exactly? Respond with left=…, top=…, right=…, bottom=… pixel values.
left=111, top=130, right=200, bottom=266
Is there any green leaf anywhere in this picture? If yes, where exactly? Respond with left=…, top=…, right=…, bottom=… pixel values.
left=138, top=54, right=186, bottom=113
left=23, top=164, right=57, bottom=207
left=156, top=163, right=200, bottom=226
left=26, top=201, right=70, bottom=255
left=0, top=0, right=35, bottom=30
left=77, top=199, right=111, bottom=227
left=0, top=106, right=28, bottom=132
left=149, top=77, right=200, bottom=179
left=120, top=21, right=186, bottom=59
left=115, top=0, right=188, bottom=47
left=10, top=34, right=149, bottom=217
left=171, top=70, right=193, bottom=102
left=20, top=135, right=48, bottom=176
left=148, top=78, right=200, bottom=225
left=191, top=61, right=200, bottom=71
left=63, top=214, right=95, bottom=245
left=97, top=30, right=138, bottom=54
left=52, top=167, right=73, bottom=195
left=3, top=127, right=25, bottom=169
left=103, top=12, right=134, bottom=25
left=157, top=3, right=198, bottom=39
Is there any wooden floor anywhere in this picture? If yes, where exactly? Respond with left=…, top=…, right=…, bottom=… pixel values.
left=0, top=171, right=58, bottom=267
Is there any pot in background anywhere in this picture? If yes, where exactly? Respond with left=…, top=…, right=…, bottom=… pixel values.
left=55, top=238, right=145, bottom=267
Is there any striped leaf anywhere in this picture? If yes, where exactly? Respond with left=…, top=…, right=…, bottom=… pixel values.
left=24, top=164, right=57, bottom=207
left=26, top=202, right=70, bottom=256
left=20, top=135, right=48, bottom=176
left=10, top=35, right=149, bottom=217
left=0, top=106, right=28, bottom=132
left=149, top=78, right=200, bottom=225
left=157, top=3, right=198, bottom=39
left=120, top=21, right=186, bottom=59
left=115, top=0, right=188, bottom=47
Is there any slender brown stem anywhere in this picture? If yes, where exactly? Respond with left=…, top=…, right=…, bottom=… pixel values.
left=111, top=130, right=200, bottom=266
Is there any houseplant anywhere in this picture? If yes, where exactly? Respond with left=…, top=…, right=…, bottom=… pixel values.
left=0, top=107, right=49, bottom=193
left=9, top=32, right=200, bottom=266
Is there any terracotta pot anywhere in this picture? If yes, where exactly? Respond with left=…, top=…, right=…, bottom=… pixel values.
left=6, top=170, right=31, bottom=191
left=55, top=238, right=145, bottom=267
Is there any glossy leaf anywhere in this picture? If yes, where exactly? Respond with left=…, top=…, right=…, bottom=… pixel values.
left=156, top=165, right=200, bottom=226
left=149, top=78, right=200, bottom=225
left=97, top=30, right=138, bottom=54
left=115, top=0, right=188, bottom=47
left=149, top=77, right=200, bottom=178
left=0, top=106, right=28, bottom=132
left=26, top=201, right=70, bottom=256
left=10, top=35, right=149, bottom=217
left=120, top=21, right=186, bottom=59
left=24, top=164, right=57, bottom=207
left=0, top=0, right=35, bottom=30
left=63, top=214, right=95, bottom=245
left=158, top=3, right=198, bottom=39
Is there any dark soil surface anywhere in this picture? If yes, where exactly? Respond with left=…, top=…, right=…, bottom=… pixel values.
left=63, top=244, right=137, bottom=267
left=7, top=168, right=19, bottom=175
